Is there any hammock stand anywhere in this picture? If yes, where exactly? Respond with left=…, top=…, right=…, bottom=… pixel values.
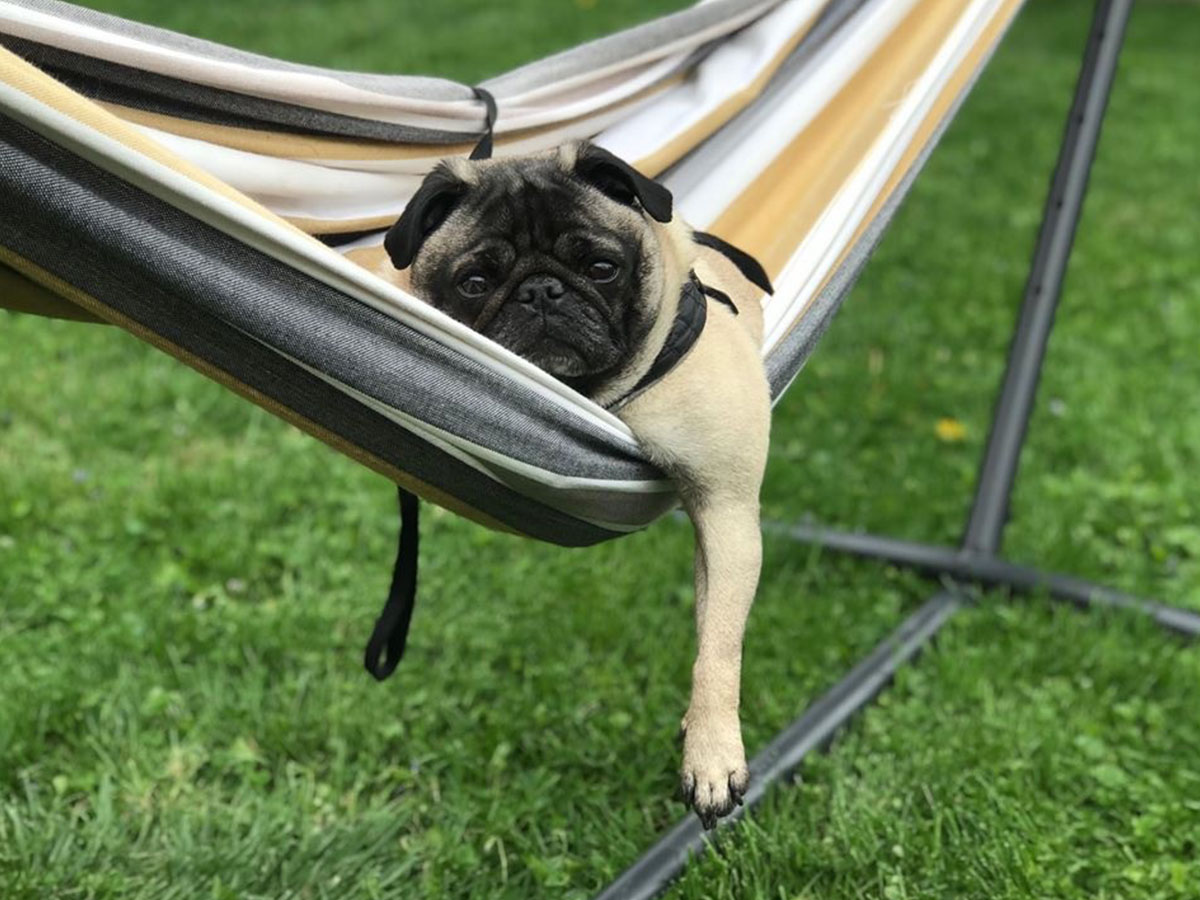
left=599, top=2, right=1200, bottom=898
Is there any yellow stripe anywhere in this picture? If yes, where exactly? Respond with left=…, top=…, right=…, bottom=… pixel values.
left=98, top=101, right=474, bottom=161
left=824, top=0, right=1025, bottom=285
left=712, top=0, right=1024, bottom=277
left=285, top=212, right=399, bottom=235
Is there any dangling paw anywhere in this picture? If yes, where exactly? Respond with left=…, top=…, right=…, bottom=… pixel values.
left=678, top=710, right=750, bottom=829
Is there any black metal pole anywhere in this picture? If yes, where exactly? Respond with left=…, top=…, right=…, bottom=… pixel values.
left=963, top=0, right=1133, bottom=553
left=767, top=521, right=1200, bottom=638
left=593, top=593, right=961, bottom=900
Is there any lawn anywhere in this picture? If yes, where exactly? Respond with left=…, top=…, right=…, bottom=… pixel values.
left=2, top=1, right=1199, bottom=898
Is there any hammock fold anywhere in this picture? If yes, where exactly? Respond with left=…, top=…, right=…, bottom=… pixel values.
left=0, top=0, right=1024, bottom=545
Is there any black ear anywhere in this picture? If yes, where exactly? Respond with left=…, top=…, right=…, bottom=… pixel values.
left=574, top=143, right=673, bottom=223
left=384, top=164, right=469, bottom=270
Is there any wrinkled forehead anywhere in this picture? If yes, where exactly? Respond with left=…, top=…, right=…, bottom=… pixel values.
left=425, top=158, right=647, bottom=265
left=475, top=167, right=579, bottom=237
left=462, top=160, right=621, bottom=246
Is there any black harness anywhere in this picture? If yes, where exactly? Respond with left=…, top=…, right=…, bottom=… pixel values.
left=613, top=271, right=738, bottom=408
left=611, top=223, right=775, bottom=407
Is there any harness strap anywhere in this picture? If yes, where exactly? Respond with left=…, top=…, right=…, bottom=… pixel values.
left=615, top=271, right=736, bottom=406
left=692, top=230, right=774, bottom=295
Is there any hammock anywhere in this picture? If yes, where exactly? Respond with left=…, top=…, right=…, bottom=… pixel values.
left=0, top=0, right=1025, bottom=547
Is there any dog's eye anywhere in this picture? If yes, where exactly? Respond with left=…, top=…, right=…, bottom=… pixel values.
left=587, top=259, right=619, bottom=283
left=457, top=274, right=491, bottom=298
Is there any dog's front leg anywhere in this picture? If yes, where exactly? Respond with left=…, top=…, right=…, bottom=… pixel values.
left=678, top=494, right=761, bottom=828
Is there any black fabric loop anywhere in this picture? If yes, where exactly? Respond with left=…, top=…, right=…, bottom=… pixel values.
left=692, top=230, right=774, bottom=295
left=364, top=486, right=420, bottom=680
left=469, top=86, right=498, bottom=161
left=700, top=282, right=738, bottom=314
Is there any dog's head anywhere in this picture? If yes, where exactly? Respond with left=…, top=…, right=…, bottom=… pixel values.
left=384, top=142, right=682, bottom=394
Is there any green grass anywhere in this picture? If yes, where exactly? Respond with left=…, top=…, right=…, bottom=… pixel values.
left=2, top=1, right=1199, bottom=898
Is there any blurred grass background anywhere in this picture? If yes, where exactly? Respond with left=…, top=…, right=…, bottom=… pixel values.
left=2, top=1, right=1199, bottom=898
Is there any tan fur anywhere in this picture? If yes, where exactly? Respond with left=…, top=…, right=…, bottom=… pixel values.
left=346, top=244, right=410, bottom=287
left=618, top=242, right=769, bottom=825
left=358, top=147, right=771, bottom=827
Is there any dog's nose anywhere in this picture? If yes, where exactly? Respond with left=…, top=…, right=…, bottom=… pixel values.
left=516, top=275, right=566, bottom=307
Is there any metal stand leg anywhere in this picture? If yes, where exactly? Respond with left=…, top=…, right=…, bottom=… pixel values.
left=594, top=594, right=961, bottom=900
left=963, top=0, right=1132, bottom=554
left=594, top=3, right=1196, bottom=899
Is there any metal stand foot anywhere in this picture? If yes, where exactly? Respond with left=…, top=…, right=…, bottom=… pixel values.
left=767, top=521, right=1200, bottom=637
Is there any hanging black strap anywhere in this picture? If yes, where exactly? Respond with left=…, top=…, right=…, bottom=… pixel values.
left=363, top=487, right=420, bottom=680
left=469, top=86, right=498, bottom=161
left=699, top=282, right=738, bottom=315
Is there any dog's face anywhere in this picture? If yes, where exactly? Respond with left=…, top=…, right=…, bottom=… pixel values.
left=383, top=143, right=675, bottom=393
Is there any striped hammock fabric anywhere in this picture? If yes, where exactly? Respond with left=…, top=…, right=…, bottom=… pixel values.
left=0, top=0, right=1024, bottom=546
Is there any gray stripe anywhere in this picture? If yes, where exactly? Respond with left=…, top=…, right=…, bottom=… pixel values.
left=0, top=0, right=813, bottom=142
left=763, top=5, right=1018, bottom=398
left=0, top=34, right=477, bottom=142
left=482, top=0, right=784, bottom=96
left=9, top=0, right=471, bottom=99
left=0, top=113, right=667, bottom=544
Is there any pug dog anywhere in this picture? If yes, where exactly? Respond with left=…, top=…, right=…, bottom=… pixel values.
left=355, top=142, right=772, bottom=828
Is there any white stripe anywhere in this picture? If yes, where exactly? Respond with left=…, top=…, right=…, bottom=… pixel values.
left=597, top=0, right=826, bottom=163
left=131, top=124, right=421, bottom=218
left=669, top=0, right=921, bottom=227
left=0, top=2, right=480, bottom=127
left=490, top=55, right=690, bottom=131
left=488, top=3, right=774, bottom=107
